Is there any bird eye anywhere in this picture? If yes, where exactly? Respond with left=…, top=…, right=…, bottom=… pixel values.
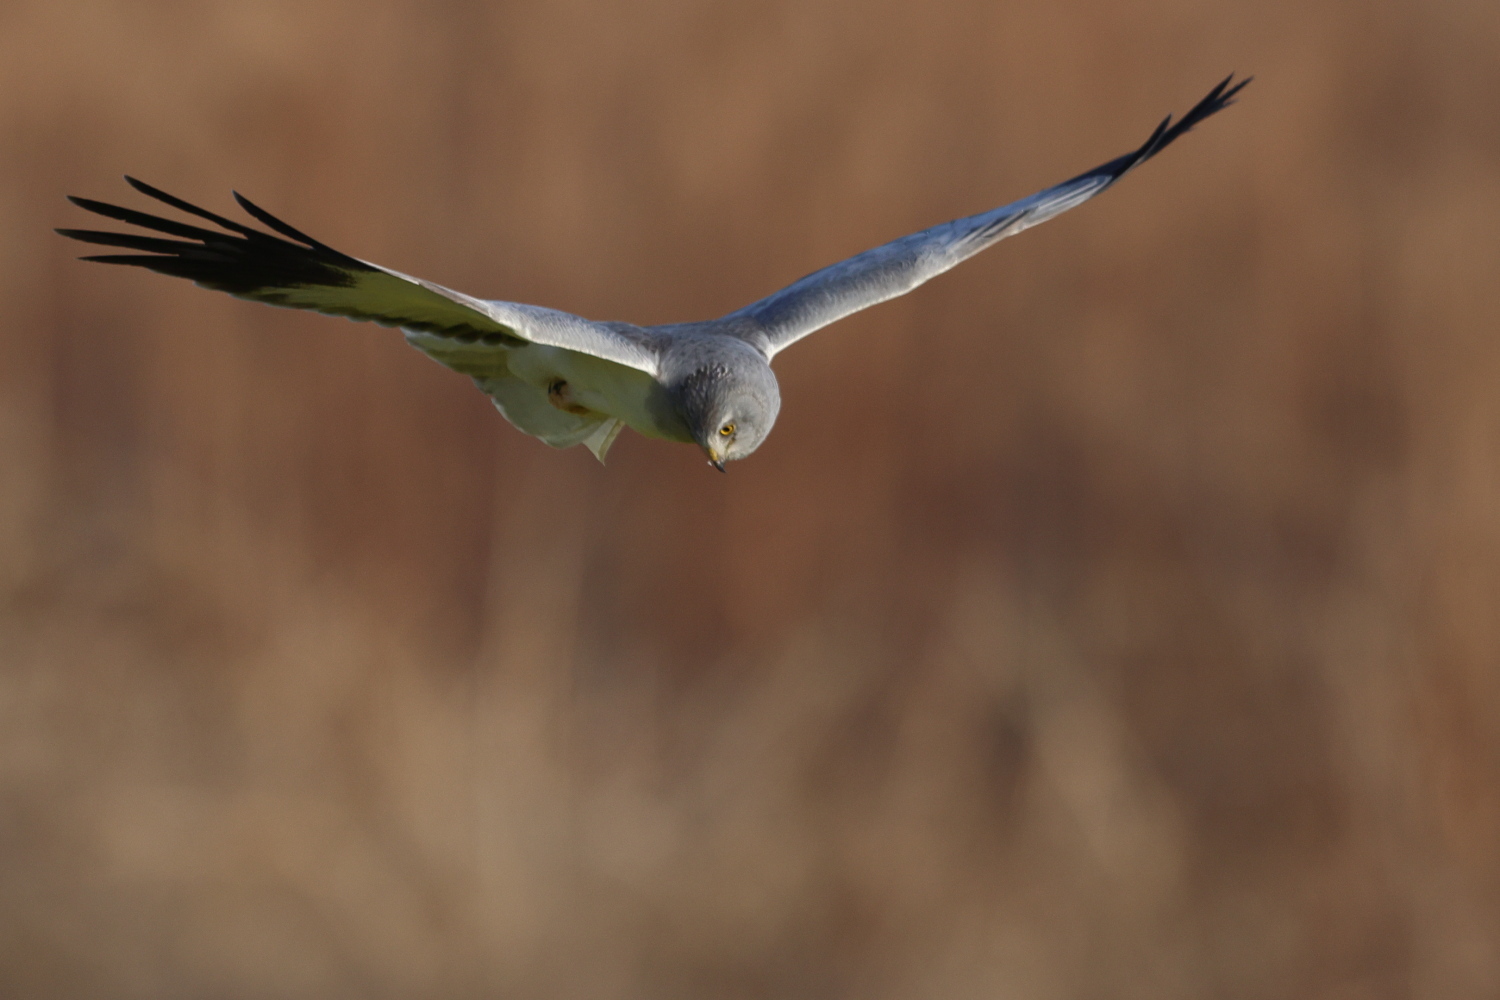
left=719, top=423, right=735, bottom=437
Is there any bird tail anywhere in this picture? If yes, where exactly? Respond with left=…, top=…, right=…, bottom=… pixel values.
left=582, top=418, right=624, bottom=464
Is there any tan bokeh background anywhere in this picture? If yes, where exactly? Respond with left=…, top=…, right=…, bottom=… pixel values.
left=3, top=1, right=1499, bottom=996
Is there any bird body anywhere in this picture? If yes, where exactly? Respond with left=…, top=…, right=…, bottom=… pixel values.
left=59, top=76, right=1248, bottom=470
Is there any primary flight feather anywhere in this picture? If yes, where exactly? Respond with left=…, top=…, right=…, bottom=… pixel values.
left=59, top=75, right=1249, bottom=470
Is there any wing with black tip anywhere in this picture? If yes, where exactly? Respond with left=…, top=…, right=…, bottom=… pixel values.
left=58, top=178, right=660, bottom=375
left=726, top=75, right=1250, bottom=358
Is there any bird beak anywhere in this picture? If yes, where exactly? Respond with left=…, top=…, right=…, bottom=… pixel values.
left=703, top=443, right=727, bottom=472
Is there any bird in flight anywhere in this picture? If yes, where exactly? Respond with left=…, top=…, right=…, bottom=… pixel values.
left=60, top=75, right=1248, bottom=471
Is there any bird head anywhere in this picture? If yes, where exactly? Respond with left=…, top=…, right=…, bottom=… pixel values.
left=672, top=358, right=780, bottom=471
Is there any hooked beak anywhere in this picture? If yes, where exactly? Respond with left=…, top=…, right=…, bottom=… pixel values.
left=703, top=442, right=727, bottom=472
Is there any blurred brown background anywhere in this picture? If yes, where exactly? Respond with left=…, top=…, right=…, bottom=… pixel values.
left=2, top=0, right=1498, bottom=997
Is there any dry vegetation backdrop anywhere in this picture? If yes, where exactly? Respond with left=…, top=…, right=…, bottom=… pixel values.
left=3, top=1, right=1499, bottom=997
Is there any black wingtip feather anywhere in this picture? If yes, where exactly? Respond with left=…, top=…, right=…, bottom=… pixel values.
left=66, top=194, right=230, bottom=242
left=123, top=175, right=269, bottom=241
left=231, top=190, right=343, bottom=255
left=56, top=227, right=202, bottom=256
left=1154, top=74, right=1252, bottom=149
left=1068, top=74, right=1251, bottom=193
left=60, top=179, right=375, bottom=294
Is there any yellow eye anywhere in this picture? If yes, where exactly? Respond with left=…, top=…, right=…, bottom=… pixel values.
left=719, top=423, right=735, bottom=437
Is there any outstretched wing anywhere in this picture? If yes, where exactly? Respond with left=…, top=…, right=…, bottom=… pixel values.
left=57, top=177, right=660, bottom=375
left=726, top=75, right=1250, bottom=358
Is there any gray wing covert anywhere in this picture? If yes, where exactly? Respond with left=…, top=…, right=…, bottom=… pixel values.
left=726, top=75, right=1249, bottom=358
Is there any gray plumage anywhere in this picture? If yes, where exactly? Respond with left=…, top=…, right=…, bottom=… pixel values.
left=58, top=76, right=1248, bottom=470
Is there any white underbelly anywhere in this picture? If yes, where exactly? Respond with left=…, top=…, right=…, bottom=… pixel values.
left=402, top=330, right=691, bottom=451
left=504, top=343, right=687, bottom=441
